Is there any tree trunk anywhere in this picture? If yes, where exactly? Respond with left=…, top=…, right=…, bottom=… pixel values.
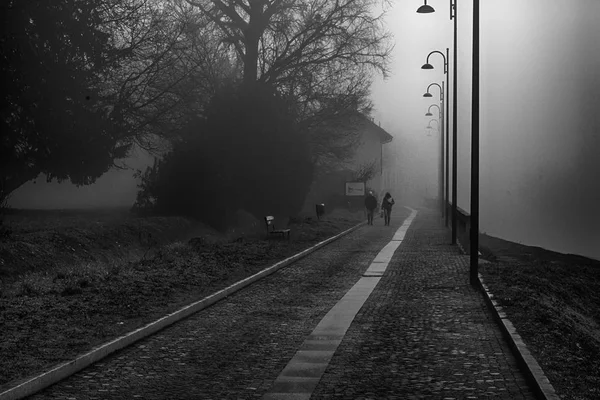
left=242, top=0, right=268, bottom=86
left=243, top=31, right=260, bottom=85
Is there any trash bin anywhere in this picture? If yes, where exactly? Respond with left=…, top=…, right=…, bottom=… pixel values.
left=315, top=203, right=325, bottom=220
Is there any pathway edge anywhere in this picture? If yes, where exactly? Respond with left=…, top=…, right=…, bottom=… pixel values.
left=477, top=273, right=560, bottom=400
left=0, top=221, right=367, bottom=400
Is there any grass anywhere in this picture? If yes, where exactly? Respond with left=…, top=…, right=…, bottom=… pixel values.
left=0, top=207, right=194, bottom=280
left=479, top=234, right=600, bottom=400
left=0, top=207, right=364, bottom=390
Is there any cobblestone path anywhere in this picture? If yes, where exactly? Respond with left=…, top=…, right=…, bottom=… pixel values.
left=29, top=207, right=535, bottom=399
left=29, top=209, right=411, bottom=399
left=310, top=210, right=536, bottom=400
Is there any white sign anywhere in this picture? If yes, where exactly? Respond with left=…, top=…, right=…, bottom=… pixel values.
left=345, top=182, right=365, bottom=196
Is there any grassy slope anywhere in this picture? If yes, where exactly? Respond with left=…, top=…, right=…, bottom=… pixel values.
left=0, top=208, right=363, bottom=389
left=479, top=234, right=600, bottom=400
left=0, top=207, right=194, bottom=280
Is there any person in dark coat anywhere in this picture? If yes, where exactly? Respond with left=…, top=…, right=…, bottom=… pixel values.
left=364, top=191, right=377, bottom=225
left=381, top=192, right=395, bottom=226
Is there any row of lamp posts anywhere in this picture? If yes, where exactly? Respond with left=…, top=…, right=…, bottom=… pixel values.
left=417, top=0, right=479, bottom=285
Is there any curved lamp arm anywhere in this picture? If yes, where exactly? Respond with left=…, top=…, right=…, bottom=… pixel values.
left=416, top=0, right=456, bottom=20
left=424, top=83, right=444, bottom=101
left=426, top=104, right=441, bottom=116
left=427, top=119, right=440, bottom=130
left=422, top=50, right=448, bottom=74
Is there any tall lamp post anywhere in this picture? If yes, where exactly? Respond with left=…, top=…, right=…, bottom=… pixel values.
left=423, top=83, right=445, bottom=219
left=426, top=119, right=441, bottom=198
left=471, top=0, right=480, bottom=284
left=422, top=49, right=449, bottom=226
left=417, top=0, right=458, bottom=244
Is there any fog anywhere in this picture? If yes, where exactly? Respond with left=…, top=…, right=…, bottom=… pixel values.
left=7, top=0, right=599, bottom=260
left=371, top=0, right=600, bottom=260
left=9, top=146, right=153, bottom=209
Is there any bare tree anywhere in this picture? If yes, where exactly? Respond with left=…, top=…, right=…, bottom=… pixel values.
left=353, top=160, right=378, bottom=183
left=184, top=0, right=390, bottom=83
left=181, top=0, right=392, bottom=170
left=99, top=0, right=237, bottom=156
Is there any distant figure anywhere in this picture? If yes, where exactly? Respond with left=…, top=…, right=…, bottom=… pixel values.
left=381, top=192, right=395, bottom=226
left=364, top=191, right=377, bottom=225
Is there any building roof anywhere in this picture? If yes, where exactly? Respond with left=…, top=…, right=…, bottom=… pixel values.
left=358, top=114, right=394, bottom=144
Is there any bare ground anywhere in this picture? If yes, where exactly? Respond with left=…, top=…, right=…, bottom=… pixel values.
left=0, top=208, right=363, bottom=390
left=3, top=208, right=597, bottom=400
left=479, top=234, right=600, bottom=400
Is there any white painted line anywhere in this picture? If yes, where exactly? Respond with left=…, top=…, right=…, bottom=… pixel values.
left=392, top=207, right=417, bottom=242
left=263, top=207, right=419, bottom=399
left=0, top=221, right=368, bottom=400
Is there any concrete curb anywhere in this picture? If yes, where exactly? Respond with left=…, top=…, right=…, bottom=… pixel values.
left=0, top=221, right=367, bottom=400
left=477, top=273, right=560, bottom=400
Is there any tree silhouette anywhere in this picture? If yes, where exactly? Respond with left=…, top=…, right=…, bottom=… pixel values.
left=0, top=0, right=230, bottom=203
left=183, top=0, right=392, bottom=169
left=0, top=0, right=130, bottom=202
left=185, top=0, right=391, bottom=85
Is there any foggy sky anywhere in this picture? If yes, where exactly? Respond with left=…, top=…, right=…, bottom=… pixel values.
left=8, top=0, right=600, bottom=260
left=371, top=0, right=600, bottom=260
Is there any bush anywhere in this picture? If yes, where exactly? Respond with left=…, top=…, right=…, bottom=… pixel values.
left=0, top=198, right=12, bottom=239
left=134, top=82, right=314, bottom=230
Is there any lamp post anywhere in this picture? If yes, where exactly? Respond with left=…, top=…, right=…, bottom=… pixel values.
left=426, top=119, right=439, bottom=137
left=425, top=104, right=441, bottom=117
left=471, top=0, right=480, bottom=284
left=417, top=0, right=458, bottom=244
left=426, top=119, right=442, bottom=199
left=426, top=104, right=444, bottom=204
left=423, top=82, right=445, bottom=219
left=422, top=49, right=450, bottom=226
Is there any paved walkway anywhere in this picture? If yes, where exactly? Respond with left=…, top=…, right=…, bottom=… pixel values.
left=266, top=207, right=536, bottom=399
left=27, top=207, right=536, bottom=399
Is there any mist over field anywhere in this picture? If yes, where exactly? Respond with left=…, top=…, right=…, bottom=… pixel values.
left=9, top=146, right=153, bottom=209
left=6, top=0, right=599, bottom=260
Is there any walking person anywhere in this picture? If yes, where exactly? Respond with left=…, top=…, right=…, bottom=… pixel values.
left=364, top=191, right=377, bottom=225
left=381, top=192, right=395, bottom=226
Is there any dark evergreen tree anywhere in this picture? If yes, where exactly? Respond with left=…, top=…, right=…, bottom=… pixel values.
left=0, top=0, right=132, bottom=202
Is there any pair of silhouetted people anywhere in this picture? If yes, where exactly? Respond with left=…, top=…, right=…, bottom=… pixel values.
left=364, top=191, right=395, bottom=226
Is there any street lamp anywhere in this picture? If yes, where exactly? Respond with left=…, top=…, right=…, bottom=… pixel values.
left=426, top=104, right=441, bottom=117
left=426, top=119, right=439, bottom=130
left=417, top=0, right=458, bottom=245
left=422, top=49, right=450, bottom=228
left=416, top=0, right=435, bottom=14
left=422, top=50, right=448, bottom=73
left=471, top=0, right=480, bottom=285
left=418, top=0, right=479, bottom=285
left=423, top=82, right=445, bottom=219
left=423, top=82, right=443, bottom=99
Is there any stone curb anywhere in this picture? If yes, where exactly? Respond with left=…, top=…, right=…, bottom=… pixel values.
left=0, top=221, right=367, bottom=400
left=477, top=273, right=560, bottom=400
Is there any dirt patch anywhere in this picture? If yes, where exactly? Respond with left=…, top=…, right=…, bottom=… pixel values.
left=0, top=208, right=363, bottom=389
left=479, top=234, right=600, bottom=400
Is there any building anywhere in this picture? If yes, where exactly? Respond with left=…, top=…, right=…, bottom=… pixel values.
left=302, top=114, right=394, bottom=214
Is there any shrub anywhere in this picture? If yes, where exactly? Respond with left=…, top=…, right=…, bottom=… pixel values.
left=134, top=82, right=314, bottom=230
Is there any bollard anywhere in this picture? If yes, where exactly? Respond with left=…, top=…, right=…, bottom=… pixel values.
left=315, top=203, right=325, bottom=220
